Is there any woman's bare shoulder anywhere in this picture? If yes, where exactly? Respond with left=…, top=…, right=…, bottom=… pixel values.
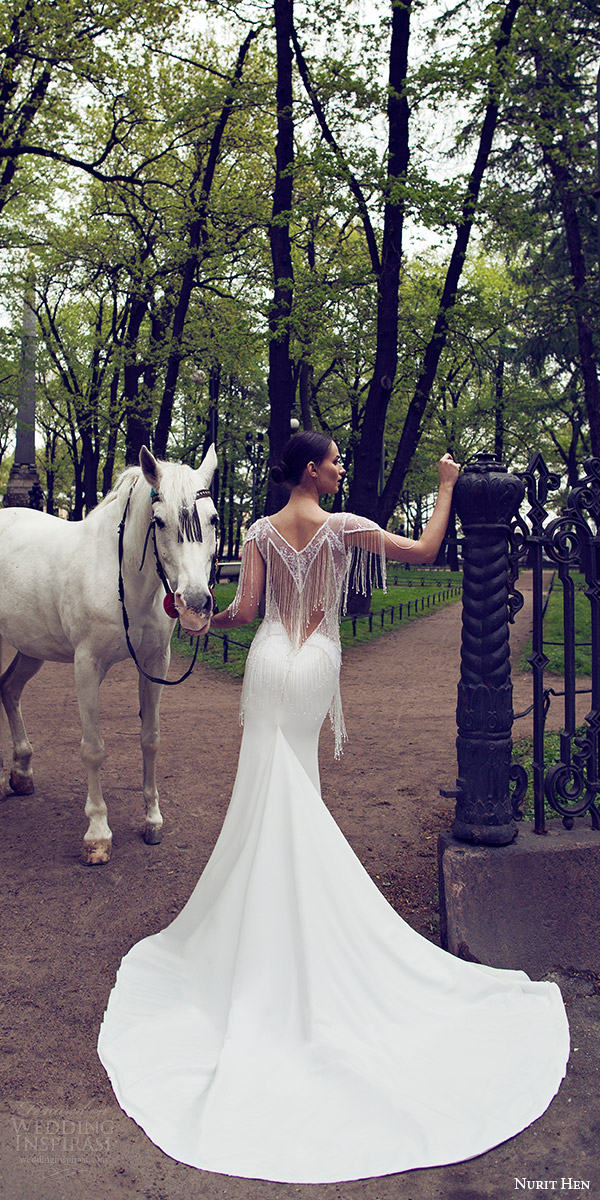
left=265, top=506, right=330, bottom=552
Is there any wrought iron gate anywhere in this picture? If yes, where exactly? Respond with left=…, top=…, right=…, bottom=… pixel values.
left=448, top=452, right=600, bottom=844
left=509, top=453, right=600, bottom=834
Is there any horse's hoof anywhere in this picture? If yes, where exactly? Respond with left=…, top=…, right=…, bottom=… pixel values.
left=81, top=838, right=112, bottom=865
left=143, top=824, right=163, bottom=845
left=10, top=770, right=34, bottom=795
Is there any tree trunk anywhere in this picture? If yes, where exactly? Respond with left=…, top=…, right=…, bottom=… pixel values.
left=494, top=357, right=505, bottom=462
left=44, top=430, right=57, bottom=516
left=202, top=364, right=220, bottom=458
left=71, top=447, right=84, bottom=520
left=217, top=447, right=228, bottom=556
left=346, top=0, right=412, bottom=521
left=80, top=425, right=99, bottom=514
left=123, top=296, right=151, bottom=464
left=0, top=61, right=51, bottom=219
left=102, top=367, right=121, bottom=494
left=297, top=218, right=315, bottom=431
left=203, top=364, right=220, bottom=511
left=153, top=30, right=258, bottom=460
left=265, top=0, right=296, bottom=515
left=376, top=0, right=522, bottom=526
left=229, top=479, right=236, bottom=558
left=298, top=360, right=314, bottom=430
left=535, top=59, right=600, bottom=456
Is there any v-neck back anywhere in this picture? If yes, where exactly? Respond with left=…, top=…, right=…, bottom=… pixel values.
left=236, top=513, right=384, bottom=649
left=265, top=514, right=331, bottom=555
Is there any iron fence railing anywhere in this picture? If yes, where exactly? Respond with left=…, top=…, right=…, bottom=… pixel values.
left=446, top=451, right=600, bottom=845
left=509, top=453, right=600, bottom=834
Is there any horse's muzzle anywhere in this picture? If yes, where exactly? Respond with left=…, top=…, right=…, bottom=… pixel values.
left=174, top=589, right=213, bottom=620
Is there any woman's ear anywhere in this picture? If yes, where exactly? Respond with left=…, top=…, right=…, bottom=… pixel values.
left=307, top=460, right=318, bottom=477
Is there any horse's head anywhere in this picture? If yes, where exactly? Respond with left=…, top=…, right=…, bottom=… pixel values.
left=140, top=445, right=218, bottom=633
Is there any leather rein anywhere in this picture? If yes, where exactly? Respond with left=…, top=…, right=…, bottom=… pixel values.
left=117, top=480, right=214, bottom=687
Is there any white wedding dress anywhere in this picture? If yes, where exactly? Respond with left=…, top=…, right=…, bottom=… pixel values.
left=98, top=513, right=569, bottom=1184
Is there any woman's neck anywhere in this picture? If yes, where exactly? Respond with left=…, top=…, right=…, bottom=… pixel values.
left=284, top=481, right=322, bottom=511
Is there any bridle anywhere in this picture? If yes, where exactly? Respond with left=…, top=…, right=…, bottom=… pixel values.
left=117, top=479, right=216, bottom=686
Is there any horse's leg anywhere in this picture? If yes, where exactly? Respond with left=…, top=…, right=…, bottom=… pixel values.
left=138, top=672, right=164, bottom=845
left=74, top=649, right=111, bottom=865
left=0, top=652, right=44, bottom=795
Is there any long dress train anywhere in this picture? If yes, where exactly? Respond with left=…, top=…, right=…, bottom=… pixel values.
left=98, top=515, right=569, bottom=1184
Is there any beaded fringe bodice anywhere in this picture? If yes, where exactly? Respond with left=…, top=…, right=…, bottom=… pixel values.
left=232, top=513, right=386, bottom=756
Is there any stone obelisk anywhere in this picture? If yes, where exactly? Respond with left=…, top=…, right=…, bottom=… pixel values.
left=4, top=282, right=43, bottom=508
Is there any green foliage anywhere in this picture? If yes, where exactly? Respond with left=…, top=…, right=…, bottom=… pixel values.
left=1, top=0, right=598, bottom=523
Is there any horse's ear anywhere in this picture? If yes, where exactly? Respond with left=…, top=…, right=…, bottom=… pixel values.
left=140, top=445, right=161, bottom=490
left=197, top=443, right=218, bottom=488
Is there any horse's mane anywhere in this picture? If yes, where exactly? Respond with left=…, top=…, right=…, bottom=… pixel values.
left=93, top=467, right=143, bottom=515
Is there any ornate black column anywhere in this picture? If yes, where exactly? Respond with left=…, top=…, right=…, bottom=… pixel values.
left=452, top=453, right=525, bottom=844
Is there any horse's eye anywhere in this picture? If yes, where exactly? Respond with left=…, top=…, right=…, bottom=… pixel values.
left=154, top=516, right=165, bottom=530
left=211, top=514, right=218, bottom=527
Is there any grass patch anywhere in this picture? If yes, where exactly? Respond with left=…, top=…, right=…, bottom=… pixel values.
left=520, top=572, right=592, bottom=675
left=511, top=725, right=588, bottom=823
left=172, top=569, right=463, bottom=678
left=514, top=570, right=593, bottom=822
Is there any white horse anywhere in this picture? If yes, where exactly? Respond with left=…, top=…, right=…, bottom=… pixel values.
left=0, top=445, right=218, bottom=864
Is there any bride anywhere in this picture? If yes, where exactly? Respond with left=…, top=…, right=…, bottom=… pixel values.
left=98, top=431, right=569, bottom=1184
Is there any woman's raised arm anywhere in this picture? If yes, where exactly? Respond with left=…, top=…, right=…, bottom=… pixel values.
left=210, top=454, right=459, bottom=631
left=382, top=454, right=460, bottom=564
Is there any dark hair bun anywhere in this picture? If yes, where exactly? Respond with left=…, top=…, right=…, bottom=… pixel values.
left=270, top=463, right=289, bottom=485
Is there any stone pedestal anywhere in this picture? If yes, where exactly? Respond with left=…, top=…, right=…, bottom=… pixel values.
left=438, top=820, right=600, bottom=978
left=4, top=462, right=43, bottom=509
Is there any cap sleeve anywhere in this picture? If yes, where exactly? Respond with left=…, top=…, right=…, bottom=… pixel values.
left=228, top=519, right=266, bottom=619
left=340, top=513, right=387, bottom=611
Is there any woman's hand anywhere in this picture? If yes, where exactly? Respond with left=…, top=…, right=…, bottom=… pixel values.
left=438, top=453, right=460, bottom=487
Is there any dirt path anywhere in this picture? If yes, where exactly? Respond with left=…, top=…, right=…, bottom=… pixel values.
left=0, top=583, right=593, bottom=1200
